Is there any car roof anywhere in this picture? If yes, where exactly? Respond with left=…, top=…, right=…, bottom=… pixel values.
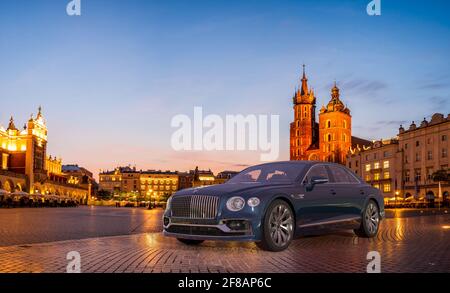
left=250, top=161, right=342, bottom=168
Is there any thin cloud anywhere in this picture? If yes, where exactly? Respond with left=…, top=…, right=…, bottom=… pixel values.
left=323, top=79, right=389, bottom=101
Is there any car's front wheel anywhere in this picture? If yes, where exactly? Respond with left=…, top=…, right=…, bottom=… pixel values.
left=354, top=200, right=380, bottom=238
left=256, top=199, right=294, bottom=252
left=177, top=238, right=204, bottom=245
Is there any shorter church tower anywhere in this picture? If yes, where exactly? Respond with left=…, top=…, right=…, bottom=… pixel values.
left=318, top=83, right=352, bottom=163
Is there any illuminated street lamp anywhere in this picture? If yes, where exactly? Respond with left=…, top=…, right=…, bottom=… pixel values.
left=395, top=191, right=399, bottom=208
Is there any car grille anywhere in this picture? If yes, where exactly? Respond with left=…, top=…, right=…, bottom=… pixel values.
left=171, top=195, right=219, bottom=219
left=166, top=225, right=247, bottom=236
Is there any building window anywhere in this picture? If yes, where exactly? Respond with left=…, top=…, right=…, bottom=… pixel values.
left=356, top=160, right=359, bottom=167
left=365, top=154, right=370, bottom=161
left=365, top=164, right=371, bottom=172
left=383, top=183, right=391, bottom=193
left=383, top=151, right=390, bottom=157
left=383, top=161, right=389, bottom=169
left=427, top=138, right=431, bottom=144
left=343, top=120, right=347, bottom=129
left=327, top=120, right=331, bottom=128
left=405, top=155, right=409, bottom=163
left=405, top=143, right=408, bottom=150
left=365, top=175, right=371, bottom=182
left=443, top=135, right=448, bottom=142
left=405, top=170, right=410, bottom=182
left=416, top=141, right=420, bottom=147
left=384, top=171, right=390, bottom=179
left=2, top=153, right=8, bottom=170
left=348, top=162, right=352, bottom=168
left=427, top=168, right=433, bottom=180
left=327, top=134, right=332, bottom=142
left=373, top=184, right=380, bottom=190
left=443, top=148, right=448, bottom=158
left=374, top=173, right=380, bottom=180
left=374, top=162, right=380, bottom=169
left=374, top=153, right=377, bottom=160
left=415, top=169, right=421, bottom=182
left=343, top=134, right=347, bottom=142
left=427, top=150, right=433, bottom=160
left=415, top=153, right=421, bottom=162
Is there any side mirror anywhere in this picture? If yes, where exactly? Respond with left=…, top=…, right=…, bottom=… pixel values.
left=305, top=176, right=329, bottom=191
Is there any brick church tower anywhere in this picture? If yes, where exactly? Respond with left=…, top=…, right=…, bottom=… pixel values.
left=318, top=83, right=352, bottom=163
left=290, top=65, right=317, bottom=160
left=290, top=66, right=367, bottom=164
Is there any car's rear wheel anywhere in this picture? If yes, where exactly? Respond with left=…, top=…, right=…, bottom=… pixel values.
left=256, top=200, right=294, bottom=252
left=176, top=238, right=204, bottom=245
left=354, top=200, right=380, bottom=238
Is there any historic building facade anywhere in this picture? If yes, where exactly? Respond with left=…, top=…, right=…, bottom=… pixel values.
left=99, top=166, right=237, bottom=203
left=0, top=108, right=92, bottom=203
left=398, top=114, right=449, bottom=201
left=347, top=139, right=402, bottom=199
left=290, top=66, right=370, bottom=164
left=347, top=113, right=449, bottom=203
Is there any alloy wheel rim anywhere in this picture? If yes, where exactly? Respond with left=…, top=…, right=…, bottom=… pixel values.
left=365, top=202, right=379, bottom=234
left=269, top=204, right=293, bottom=247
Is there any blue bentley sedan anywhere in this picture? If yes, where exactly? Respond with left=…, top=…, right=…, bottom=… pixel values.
left=163, top=161, right=384, bottom=251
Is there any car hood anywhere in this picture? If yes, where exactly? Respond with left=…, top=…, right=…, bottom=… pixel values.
left=174, top=182, right=293, bottom=197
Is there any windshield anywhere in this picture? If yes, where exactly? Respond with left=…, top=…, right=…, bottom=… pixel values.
left=227, top=163, right=305, bottom=184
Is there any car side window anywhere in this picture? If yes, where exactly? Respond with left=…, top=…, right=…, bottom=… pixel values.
left=304, top=165, right=328, bottom=183
left=329, top=166, right=359, bottom=183
left=344, top=168, right=360, bottom=183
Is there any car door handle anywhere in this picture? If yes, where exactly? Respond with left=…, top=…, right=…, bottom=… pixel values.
left=360, top=190, right=365, bottom=195
left=330, top=190, right=337, bottom=195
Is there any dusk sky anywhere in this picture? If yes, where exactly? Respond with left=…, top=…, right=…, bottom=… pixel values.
left=1, top=0, right=449, bottom=177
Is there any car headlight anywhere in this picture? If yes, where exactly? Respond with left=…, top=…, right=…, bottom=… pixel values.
left=247, top=197, right=260, bottom=208
left=226, top=196, right=245, bottom=212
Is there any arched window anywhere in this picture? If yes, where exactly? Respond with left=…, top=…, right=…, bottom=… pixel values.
left=343, top=134, right=347, bottom=142
left=327, top=134, right=332, bottom=142
left=327, top=120, right=331, bottom=128
left=343, top=120, right=347, bottom=129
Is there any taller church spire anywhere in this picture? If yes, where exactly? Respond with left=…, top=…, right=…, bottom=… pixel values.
left=300, top=64, right=308, bottom=96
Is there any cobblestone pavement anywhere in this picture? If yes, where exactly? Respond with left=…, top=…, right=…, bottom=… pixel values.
left=0, top=207, right=163, bottom=246
left=0, top=214, right=449, bottom=273
left=1, top=206, right=447, bottom=247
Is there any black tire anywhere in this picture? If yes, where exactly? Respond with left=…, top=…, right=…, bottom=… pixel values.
left=354, top=200, right=380, bottom=238
left=256, top=199, right=294, bottom=252
left=177, top=238, right=204, bottom=245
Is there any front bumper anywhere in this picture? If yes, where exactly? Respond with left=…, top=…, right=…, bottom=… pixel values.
left=163, top=217, right=257, bottom=241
